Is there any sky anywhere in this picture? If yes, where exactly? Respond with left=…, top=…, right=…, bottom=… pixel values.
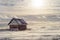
left=0, top=0, right=60, bottom=15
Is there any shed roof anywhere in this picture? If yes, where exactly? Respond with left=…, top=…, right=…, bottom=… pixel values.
left=8, top=18, right=27, bottom=25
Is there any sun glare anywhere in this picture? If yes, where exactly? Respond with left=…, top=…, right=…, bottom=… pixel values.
left=32, top=0, right=45, bottom=8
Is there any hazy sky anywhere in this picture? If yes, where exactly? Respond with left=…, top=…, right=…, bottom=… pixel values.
left=0, top=0, right=60, bottom=15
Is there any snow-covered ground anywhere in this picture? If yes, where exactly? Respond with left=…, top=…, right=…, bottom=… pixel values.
left=0, top=21, right=60, bottom=40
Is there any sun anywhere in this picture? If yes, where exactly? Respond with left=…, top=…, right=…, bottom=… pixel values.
left=32, top=0, right=45, bottom=8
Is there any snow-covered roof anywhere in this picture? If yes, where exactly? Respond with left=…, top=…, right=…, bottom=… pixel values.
left=8, top=18, right=27, bottom=25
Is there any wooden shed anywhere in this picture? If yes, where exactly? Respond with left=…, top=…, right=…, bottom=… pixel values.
left=8, top=18, right=27, bottom=31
